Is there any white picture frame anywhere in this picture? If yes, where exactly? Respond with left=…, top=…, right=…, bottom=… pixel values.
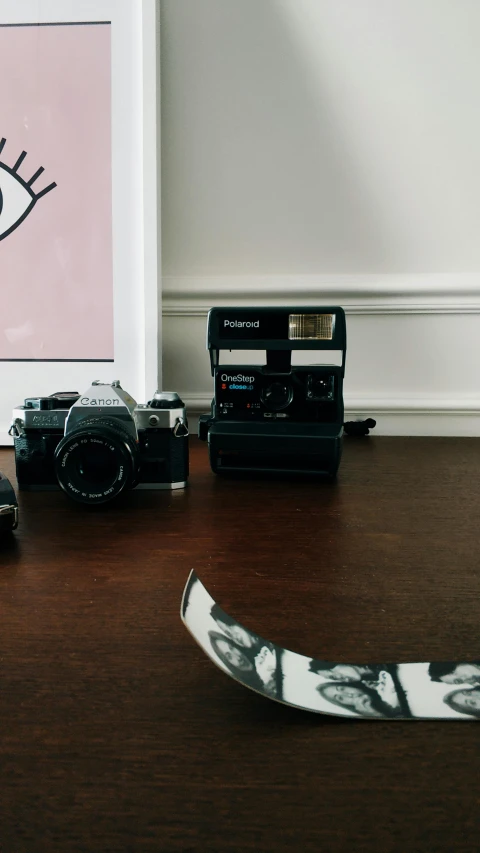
left=0, top=0, right=160, bottom=443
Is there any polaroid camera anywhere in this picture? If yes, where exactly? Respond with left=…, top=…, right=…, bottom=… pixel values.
left=198, top=307, right=346, bottom=478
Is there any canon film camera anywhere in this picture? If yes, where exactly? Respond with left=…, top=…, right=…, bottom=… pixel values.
left=0, top=472, right=18, bottom=533
left=199, top=307, right=346, bottom=478
left=9, top=382, right=188, bottom=505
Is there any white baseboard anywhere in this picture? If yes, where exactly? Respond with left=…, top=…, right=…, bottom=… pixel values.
left=163, top=273, right=480, bottom=315
left=183, top=393, right=480, bottom=437
left=162, top=275, right=480, bottom=436
left=183, top=392, right=480, bottom=414
left=3, top=396, right=479, bottom=445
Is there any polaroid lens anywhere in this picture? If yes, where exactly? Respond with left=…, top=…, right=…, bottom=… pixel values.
left=261, top=381, right=293, bottom=411
left=54, top=419, right=138, bottom=505
left=288, top=313, right=335, bottom=340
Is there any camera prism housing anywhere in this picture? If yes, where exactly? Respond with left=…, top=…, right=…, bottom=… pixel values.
left=199, top=307, right=346, bottom=478
left=10, top=382, right=188, bottom=505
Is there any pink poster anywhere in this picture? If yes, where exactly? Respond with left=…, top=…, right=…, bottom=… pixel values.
left=0, top=22, right=113, bottom=361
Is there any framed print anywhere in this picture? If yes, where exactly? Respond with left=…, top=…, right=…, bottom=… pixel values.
left=0, top=0, right=160, bottom=442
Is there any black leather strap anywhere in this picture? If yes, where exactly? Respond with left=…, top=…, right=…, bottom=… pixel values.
left=0, top=472, right=18, bottom=532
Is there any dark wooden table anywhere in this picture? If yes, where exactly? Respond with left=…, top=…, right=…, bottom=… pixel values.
left=1, top=437, right=479, bottom=852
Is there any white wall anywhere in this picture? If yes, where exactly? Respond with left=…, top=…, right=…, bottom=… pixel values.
left=160, top=0, right=480, bottom=435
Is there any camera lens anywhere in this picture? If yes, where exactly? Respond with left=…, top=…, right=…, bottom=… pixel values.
left=75, top=443, right=119, bottom=486
left=54, top=419, right=138, bottom=505
left=261, top=381, right=293, bottom=411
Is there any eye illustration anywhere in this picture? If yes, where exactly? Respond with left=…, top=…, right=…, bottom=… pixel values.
left=0, top=136, right=56, bottom=241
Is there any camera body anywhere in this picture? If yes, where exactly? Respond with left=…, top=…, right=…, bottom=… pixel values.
left=10, top=382, right=188, bottom=504
left=199, top=307, right=346, bottom=478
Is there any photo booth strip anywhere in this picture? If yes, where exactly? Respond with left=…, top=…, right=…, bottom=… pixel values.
left=181, top=572, right=480, bottom=721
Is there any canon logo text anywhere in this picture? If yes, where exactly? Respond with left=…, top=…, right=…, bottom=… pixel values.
left=80, top=397, right=120, bottom=406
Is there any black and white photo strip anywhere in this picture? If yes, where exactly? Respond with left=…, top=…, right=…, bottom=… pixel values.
left=181, top=572, right=480, bottom=720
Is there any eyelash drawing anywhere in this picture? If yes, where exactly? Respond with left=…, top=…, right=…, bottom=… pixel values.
left=0, top=136, right=57, bottom=241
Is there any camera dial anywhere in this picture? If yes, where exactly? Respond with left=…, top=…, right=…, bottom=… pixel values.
left=261, top=381, right=293, bottom=411
left=149, top=391, right=185, bottom=410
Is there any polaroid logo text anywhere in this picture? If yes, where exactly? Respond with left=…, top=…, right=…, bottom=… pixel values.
left=223, top=320, right=260, bottom=328
left=80, top=397, right=120, bottom=406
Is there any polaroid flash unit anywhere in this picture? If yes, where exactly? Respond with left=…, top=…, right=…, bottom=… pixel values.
left=198, top=307, right=347, bottom=478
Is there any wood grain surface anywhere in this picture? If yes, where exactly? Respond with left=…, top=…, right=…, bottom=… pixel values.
left=0, top=437, right=479, bottom=852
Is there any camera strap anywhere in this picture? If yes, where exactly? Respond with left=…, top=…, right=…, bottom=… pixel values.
left=0, top=472, right=18, bottom=532
left=343, top=418, right=377, bottom=436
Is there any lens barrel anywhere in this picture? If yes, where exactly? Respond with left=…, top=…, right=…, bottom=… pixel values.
left=54, top=419, right=138, bottom=505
